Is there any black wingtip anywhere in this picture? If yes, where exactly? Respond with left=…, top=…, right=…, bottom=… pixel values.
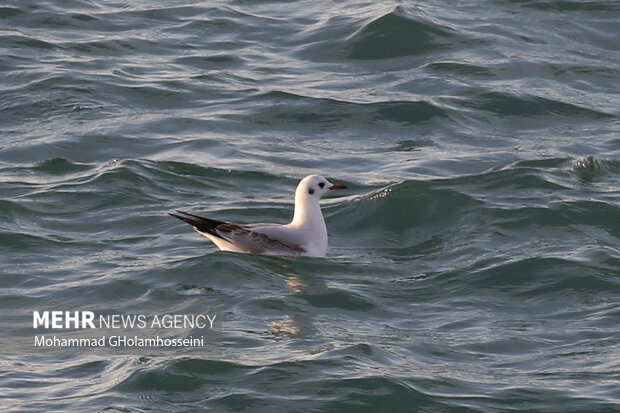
left=169, top=211, right=196, bottom=227
left=168, top=210, right=227, bottom=235
left=169, top=210, right=188, bottom=220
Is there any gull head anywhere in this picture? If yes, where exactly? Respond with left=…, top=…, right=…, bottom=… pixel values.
left=291, top=174, right=346, bottom=230
left=295, top=175, right=346, bottom=203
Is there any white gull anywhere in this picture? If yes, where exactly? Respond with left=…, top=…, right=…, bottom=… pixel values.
left=170, top=175, right=346, bottom=257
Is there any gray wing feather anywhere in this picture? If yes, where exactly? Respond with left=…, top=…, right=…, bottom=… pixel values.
left=213, top=223, right=306, bottom=255
left=170, top=211, right=305, bottom=255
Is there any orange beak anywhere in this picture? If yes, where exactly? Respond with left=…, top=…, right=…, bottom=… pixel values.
left=329, top=183, right=346, bottom=190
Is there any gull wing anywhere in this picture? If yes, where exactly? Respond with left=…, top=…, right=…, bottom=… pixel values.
left=169, top=211, right=306, bottom=255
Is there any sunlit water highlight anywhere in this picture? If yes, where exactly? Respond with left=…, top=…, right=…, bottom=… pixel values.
left=1, top=0, right=619, bottom=411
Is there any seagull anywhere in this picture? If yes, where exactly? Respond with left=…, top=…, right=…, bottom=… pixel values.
left=170, top=175, right=346, bottom=257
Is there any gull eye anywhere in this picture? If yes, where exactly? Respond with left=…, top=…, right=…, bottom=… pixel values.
left=309, top=188, right=315, bottom=195
left=318, top=182, right=325, bottom=189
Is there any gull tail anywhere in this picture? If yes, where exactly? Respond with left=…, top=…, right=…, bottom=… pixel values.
left=169, top=211, right=225, bottom=236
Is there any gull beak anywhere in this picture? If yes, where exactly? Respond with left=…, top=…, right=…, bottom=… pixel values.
left=329, top=183, right=347, bottom=190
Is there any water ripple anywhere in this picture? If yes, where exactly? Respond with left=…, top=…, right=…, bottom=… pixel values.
left=2, top=0, right=619, bottom=411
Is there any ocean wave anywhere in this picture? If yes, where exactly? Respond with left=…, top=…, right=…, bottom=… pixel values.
left=2, top=0, right=619, bottom=411
left=0, top=33, right=56, bottom=50
left=327, top=157, right=619, bottom=273
left=297, top=289, right=376, bottom=311
left=505, top=0, right=620, bottom=13
left=426, top=61, right=494, bottom=77
left=460, top=91, right=613, bottom=119
left=0, top=6, right=22, bottom=19
left=571, top=155, right=617, bottom=183
left=294, top=5, right=463, bottom=63
left=115, top=357, right=444, bottom=410
left=346, top=7, right=456, bottom=60
left=236, top=90, right=449, bottom=126
left=333, top=180, right=478, bottom=235
left=32, top=157, right=93, bottom=175
left=175, top=54, right=244, bottom=70
left=465, top=256, right=619, bottom=295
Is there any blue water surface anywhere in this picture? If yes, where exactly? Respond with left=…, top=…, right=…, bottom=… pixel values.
left=1, top=0, right=619, bottom=411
